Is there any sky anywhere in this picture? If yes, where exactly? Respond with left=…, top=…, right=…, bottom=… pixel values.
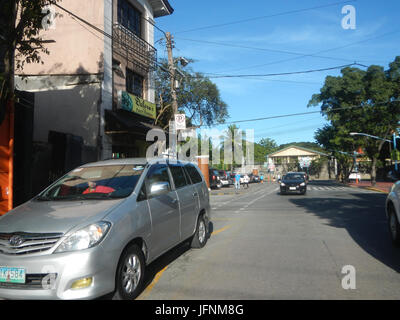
left=153, top=0, right=400, bottom=146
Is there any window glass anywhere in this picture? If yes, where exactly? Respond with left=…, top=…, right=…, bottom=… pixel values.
left=184, top=164, right=203, bottom=184
left=284, top=174, right=304, bottom=181
left=37, top=164, right=145, bottom=201
left=145, top=164, right=171, bottom=194
left=117, top=0, right=142, bottom=37
left=126, top=69, right=144, bottom=98
left=169, top=165, right=188, bottom=189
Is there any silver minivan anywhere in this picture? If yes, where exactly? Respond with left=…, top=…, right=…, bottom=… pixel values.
left=0, top=158, right=211, bottom=299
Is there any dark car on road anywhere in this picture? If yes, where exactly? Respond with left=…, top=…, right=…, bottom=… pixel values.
left=280, top=172, right=307, bottom=195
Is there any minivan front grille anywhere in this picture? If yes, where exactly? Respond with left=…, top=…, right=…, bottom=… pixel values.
left=0, top=232, right=63, bottom=255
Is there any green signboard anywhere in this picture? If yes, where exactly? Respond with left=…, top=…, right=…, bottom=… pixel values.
left=119, top=91, right=156, bottom=119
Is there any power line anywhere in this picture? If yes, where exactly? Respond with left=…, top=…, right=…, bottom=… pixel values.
left=174, top=0, right=356, bottom=34
left=208, top=29, right=400, bottom=74
left=175, top=37, right=358, bottom=64
left=205, top=100, right=400, bottom=127
left=196, top=63, right=363, bottom=79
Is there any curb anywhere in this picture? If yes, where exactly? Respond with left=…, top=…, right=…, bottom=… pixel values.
left=365, top=187, right=389, bottom=194
left=346, top=183, right=390, bottom=194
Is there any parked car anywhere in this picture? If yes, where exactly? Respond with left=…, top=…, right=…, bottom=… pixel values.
left=348, top=172, right=361, bottom=181
left=386, top=181, right=400, bottom=246
left=218, top=170, right=233, bottom=187
left=209, top=168, right=222, bottom=189
left=387, top=170, right=400, bottom=182
left=280, top=172, right=307, bottom=195
left=0, top=158, right=211, bottom=300
left=248, top=173, right=260, bottom=183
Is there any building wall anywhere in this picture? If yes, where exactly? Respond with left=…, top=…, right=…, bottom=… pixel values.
left=15, top=0, right=105, bottom=76
left=33, top=83, right=101, bottom=149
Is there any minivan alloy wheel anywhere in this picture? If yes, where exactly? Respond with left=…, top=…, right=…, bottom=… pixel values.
left=114, top=244, right=145, bottom=300
left=198, top=219, right=206, bottom=244
left=191, top=214, right=208, bottom=249
left=122, top=254, right=141, bottom=294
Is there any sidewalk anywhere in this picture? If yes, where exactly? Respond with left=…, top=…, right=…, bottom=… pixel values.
left=346, top=180, right=394, bottom=194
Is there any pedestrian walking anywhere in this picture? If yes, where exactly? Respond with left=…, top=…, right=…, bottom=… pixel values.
left=235, top=172, right=241, bottom=190
left=260, top=174, right=264, bottom=183
left=243, top=174, right=250, bottom=188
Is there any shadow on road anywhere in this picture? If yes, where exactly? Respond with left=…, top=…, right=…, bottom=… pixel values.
left=140, top=221, right=214, bottom=297
left=289, top=193, right=400, bottom=273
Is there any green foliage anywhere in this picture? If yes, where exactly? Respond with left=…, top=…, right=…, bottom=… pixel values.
left=309, top=56, right=400, bottom=184
left=155, top=59, right=229, bottom=129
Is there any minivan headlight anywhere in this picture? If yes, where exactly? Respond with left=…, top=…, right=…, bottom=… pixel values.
left=55, top=222, right=111, bottom=253
left=300, top=182, right=306, bottom=186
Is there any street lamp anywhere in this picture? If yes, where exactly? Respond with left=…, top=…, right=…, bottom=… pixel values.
left=349, top=132, right=391, bottom=143
left=349, top=132, right=397, bottom=172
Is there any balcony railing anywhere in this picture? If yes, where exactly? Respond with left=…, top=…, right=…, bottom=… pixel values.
left=112, top=23, right=157, bottom=74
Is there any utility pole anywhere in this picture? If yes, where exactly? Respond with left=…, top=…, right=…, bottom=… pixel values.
left=165, top=32, right=178, bottom=116
left=165, top=32, right=178, bottom=158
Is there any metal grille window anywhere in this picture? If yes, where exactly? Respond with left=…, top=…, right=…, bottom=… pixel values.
left=126, top=68, right=144, bottom=98
left=117, top=0, right=142, bottom=38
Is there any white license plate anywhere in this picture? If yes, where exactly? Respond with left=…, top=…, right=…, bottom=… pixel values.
left=289, top=187, right=297, bottom=190
left=0, top=267, right=26, bottom=284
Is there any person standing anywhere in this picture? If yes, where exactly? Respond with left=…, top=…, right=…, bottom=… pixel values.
left=260, top=173, right=264, bottom=184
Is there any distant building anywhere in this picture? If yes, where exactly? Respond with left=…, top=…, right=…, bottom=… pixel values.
left=267, top=145, right=328, bottom=175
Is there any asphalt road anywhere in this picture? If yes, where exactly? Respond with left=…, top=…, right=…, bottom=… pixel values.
left=138, top=180, right=400, bottom=300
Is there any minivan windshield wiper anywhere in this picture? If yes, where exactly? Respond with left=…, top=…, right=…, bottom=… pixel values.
left=36, top=195, right=53, bottom=201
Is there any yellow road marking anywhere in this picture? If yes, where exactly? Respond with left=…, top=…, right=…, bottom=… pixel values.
left=211, top=225, right=231, bottom=235
left=138, top=225, right=231, bottom=299
left=138, top=265, right=168, bottom=300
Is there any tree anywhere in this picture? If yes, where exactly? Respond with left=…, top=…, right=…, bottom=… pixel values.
left=308, top=57, right=400, bottom=185
left=154, top=59, right=229, bottom=129
left=0, top=0, right=60, bottom=124
left=259, top=138, right=278, bottom=154
left=314, top=124, right=355, bottom=182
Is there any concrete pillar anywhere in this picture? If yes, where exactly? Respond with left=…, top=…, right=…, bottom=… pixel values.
left=196, top=155, right=210, bottom=188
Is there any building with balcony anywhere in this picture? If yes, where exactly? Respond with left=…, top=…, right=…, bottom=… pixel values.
left=11, top=0, right=173, bottom=205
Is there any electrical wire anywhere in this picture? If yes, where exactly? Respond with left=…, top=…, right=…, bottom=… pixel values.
left=203, top=100, right=400, bottom=127
left=174, top=0, right=356, bottom=34
left=206, top=29, right=399, bottom=74
left=194, top=63, right=362, bottom=79
left=174, top=37, right=358, bottom=64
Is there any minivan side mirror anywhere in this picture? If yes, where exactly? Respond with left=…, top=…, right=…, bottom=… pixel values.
left=149, top=181, right=170, bottom=197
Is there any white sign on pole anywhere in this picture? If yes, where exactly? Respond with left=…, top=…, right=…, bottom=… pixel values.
left=174, top=114, right=186, bottom=130
left=299, top=157, right=312, bottom=168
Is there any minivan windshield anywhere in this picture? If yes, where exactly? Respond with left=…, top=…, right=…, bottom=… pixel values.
left=36, top=164, right=145, bottom=201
